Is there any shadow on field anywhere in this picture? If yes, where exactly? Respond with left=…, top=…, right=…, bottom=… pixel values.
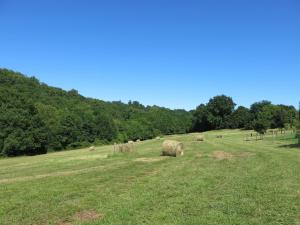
left=279, top=143, right=300, bottom=149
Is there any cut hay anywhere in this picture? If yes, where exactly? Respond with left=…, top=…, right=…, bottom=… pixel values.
left=237, top=152, right=256, bottom=158
left=162, top=140, right=184, bottom=157
left=211, top=151, right=233, bottom=160
left=196, top=134, right=204, bottom=141
left=74, top=211, right=103, bottom=222
left=114, top=143, right=134, bottom=153
left=134, top=157, right=166, bottom=163
left=210, top=151, right=255, bottom=160
left=59, top=210, right=104, bottom=224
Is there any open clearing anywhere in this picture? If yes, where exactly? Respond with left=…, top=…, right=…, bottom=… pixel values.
left=0, top=130, right=300, bottom=225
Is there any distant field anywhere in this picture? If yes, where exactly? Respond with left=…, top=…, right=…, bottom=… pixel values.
left=0, top=130, right=299, bottom=225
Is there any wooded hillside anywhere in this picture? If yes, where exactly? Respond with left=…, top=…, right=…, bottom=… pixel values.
left=0, top=69, right=192, bottom=156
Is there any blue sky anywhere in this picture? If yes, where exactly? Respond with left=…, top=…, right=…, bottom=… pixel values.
left=0, top=0, right=299, bottom=110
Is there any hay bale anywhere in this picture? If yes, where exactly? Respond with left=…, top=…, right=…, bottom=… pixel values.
left=162, top=140, right=184, bottom=157
left=128, top=140, right=134, bottom=149
left=115, top=143, right=134, bottom=153
left=196, top=134, right=204, bottom=141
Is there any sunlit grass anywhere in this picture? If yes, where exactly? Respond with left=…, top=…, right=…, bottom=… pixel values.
left=0, top=130, right=299, bottom=225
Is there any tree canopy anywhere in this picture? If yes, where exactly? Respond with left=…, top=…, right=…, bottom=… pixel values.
left=0, top=69, right=192, bottom=156
left=192, top=96, right=297, bottom=134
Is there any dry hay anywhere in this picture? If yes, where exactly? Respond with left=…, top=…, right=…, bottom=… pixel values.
left=114, top=143, right=134, bottom=153
left=211, top=151, right=233, bottom=160
left=59, top=210, right=103, bottom=225
left=196, top=134, right=204, bottom=141
left=210, top=151, right=255, bottom=160
left=134, top=157, right=166, bottom=163
left=61, top=154, right=108, bottom=162
left=236, top=152, right=256, bottom=158
left=74, top=211, right=103, bottom=222
left=162, top=140, right=184, bottom=157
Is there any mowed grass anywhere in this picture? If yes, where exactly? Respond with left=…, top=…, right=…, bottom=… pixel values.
left=0, top=130, right=300, bottom=225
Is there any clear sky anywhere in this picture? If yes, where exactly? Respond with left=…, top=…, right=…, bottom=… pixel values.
left=0, top=0, right=299, bottom=110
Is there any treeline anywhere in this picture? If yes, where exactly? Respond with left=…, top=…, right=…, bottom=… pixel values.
left=192, top=95, right=298, bottom=134
left=0, top=69, right=298, bottom=157
left=0, top=69, right=192, bottom=156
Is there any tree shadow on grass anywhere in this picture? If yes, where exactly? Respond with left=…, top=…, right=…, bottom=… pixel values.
left=279, top=143, right=300, bottom=149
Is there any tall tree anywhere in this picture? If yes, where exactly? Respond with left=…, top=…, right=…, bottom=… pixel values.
left=206, top=95, right=236, bottom=129
left=227, top=106, right=252, bottom=129
left=193, top=104, right=213, bottom=131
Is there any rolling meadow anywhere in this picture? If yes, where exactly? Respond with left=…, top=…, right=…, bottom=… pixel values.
left=1, top=130, right=299, bottom=225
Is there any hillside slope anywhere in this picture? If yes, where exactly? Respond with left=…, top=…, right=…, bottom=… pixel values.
left=0, top=69, right=192, bottom=156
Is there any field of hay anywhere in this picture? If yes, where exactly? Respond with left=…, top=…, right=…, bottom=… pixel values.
left=0, top=130, right=300, bottom=225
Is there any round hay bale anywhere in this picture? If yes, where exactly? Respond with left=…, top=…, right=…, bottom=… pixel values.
left=89, top=146, right=95, bottom=151
left=162, top=140, right=184, bottom=157
left=196, top=134, right=204, bottom=141
left=116, top=143, right=134, bottom=153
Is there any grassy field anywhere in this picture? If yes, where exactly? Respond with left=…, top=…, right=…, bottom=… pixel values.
left=0, top=130, right=300, bottom=225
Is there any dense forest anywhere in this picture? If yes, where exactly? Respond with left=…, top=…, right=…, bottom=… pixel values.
left=0, top=69, right=192, bottom=156
left=0, top=69, right=298, bottom=157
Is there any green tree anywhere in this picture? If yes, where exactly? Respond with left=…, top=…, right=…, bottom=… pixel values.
left=252, top=105, right=274, bottom=135
left=206, top=95, right=236, bottom=129
left=250, top=100, right=272, bottom=118
left=297, top=122, right=300, bottom=144
left=0, top=68, right=193, bottom=156
left=228, top=106, right=252, bottom=129
left=0, top=96, right=47, bottom=156
left=192, top=104, right=212, bottom=131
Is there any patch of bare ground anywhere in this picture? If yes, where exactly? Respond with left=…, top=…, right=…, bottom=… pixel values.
left=74, top=211, right=103, bottom=222
left=59, top=210, right=104, bottom=225
left=211, top=151, right=234, bottom=160
left=134, top=157, right=166, bottom=163
left=210, top=151, right=255, bottom=160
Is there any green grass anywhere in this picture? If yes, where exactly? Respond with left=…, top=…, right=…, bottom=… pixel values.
left=0, top=130, right=300, bottom=225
